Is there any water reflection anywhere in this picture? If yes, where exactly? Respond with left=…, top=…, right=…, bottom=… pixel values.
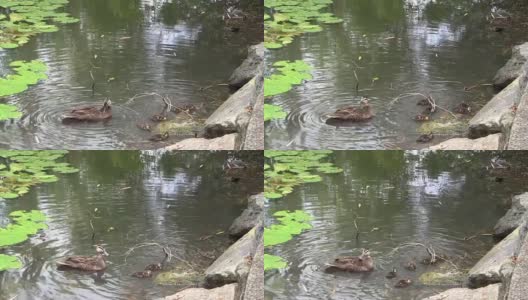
left=265, top=0, right=525, bottom=149
left=0, top=0, right=261, bottom=149
left=0, top=150, right=262, bottom=300
left=265, top=151, right=528, bottom=299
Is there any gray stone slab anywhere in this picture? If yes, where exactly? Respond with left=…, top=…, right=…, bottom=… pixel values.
left=164, top=134, right=237, bottom=150
left=469, top=79, right=520, bottom=139
left=164, top=283, right=238, bottom=300
left=468, top=228, right=520, bottom=288
left=429, top=134, right=501, bottom=150
left=422, top=284, right=501, bottom=300
left=507, top=92, right=528, bottom=149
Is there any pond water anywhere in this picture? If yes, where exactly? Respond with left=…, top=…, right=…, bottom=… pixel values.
left=265, top=151, right=528, bottom=300
left=0, top=151, right=262, bottom=300
left=265, top=0, right=528, bottom=149
left=0, top=0, right=261, bottom=149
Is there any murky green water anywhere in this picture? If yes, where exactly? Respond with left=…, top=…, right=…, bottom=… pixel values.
left=0, top=0, right=261, bottom=149
left=265, top=0, right=527, bottom=149
left=0, top=150, right=262, bottom=300
left=265, top=151, right=528, bottom=299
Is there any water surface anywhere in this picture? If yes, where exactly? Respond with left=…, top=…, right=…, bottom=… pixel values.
left=265, top=0, right=527, bottom=149
left=0, top=150, right=263, bottom=300
left=0, top=0, right=261, bottom=149
left=265, top=151, right=528, bottom=299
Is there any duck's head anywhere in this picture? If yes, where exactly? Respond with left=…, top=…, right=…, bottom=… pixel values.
left=360, top=248, right=371, bottom=258
left=360, top=97, right=370, bottom=106
left=95, top=245, right=109, bottom=256
left=101, top=99, right=112, bottom=112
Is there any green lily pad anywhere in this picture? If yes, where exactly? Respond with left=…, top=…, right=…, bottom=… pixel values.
left=264, top=254, right=287, bottom=271
left=0, top=254, right=22, bottom=271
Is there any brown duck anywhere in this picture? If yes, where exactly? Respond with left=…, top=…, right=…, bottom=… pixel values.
left=326, top=98, right=373, bottom=122
left=417, top=132, right=434, bottom=143
left=137, top=123, right=152, bottom=131
left=454, top=103, right=471, bottom=115
left=145, top=263, right=162, bottom=271
left=405, top=262, right=417, bottom=271
left=56, top=245, right=109, bottom=271
left=62, top=100, right=112, bottom=123
left=395, top=279, right=412, bottom=288
left=131, top=270, right=153, bottom=278
left=325, top=249, right=374, bottom=273
left=149, top=132, right=169, bottom=142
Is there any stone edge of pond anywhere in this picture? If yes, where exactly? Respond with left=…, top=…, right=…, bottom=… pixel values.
left=161, top=193, right=264, bottom=300
left=428, top=42, right=528, bottom=151
left=164, top=43, right=264, bottom=151
left=422, top=192, right=528, bottom=300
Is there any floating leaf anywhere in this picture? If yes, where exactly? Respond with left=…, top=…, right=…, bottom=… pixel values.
left=0, top=254, right=22, bottom=271
left=264, top=254, right=287, bottom=271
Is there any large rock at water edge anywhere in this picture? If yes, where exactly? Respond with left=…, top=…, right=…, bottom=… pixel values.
left=493, top=42, right=528, bottom=90
left=507, top=92, right=528, bottom=150
left=493, top=192, right=528, bottom=239
left=429, top=134, right=501, bottom=150
left=229, top=193, right=264, bottom=238
left=205, top=78, right=258, bottom=139
left=422, top=283, right=501, bottom=300
left=164, top=283, right=238, bottom=300
left=507, top=224, right=528, bottom=300
left=228, top=43, right=264, bottom=89
left=205, top=227, right=258, bottom=288
left=243, top=239, right=264, bottom=300
left=467, top=228, right=521, bottom=288
left=164, top=134, right=237, bottom=150
left=469, top=78, right=520, bottom=139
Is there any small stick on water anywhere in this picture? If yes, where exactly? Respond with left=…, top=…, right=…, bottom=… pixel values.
left=200, top=83, right=229, bottom=91
left=89, top=70, right=95, bottom=95
left=89, top=219, right=95, bottom=241
left=353, top=70, right=359, bottom=93
left=354, top=218, right=360, bottom=240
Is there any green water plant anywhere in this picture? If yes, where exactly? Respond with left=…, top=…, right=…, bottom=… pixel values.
left=264, top=0, right=343, bottom=49
left=0, top=150, right=79, bottom=200
left=0, top=60, right=48, bottom=120
left=264, top=150, right=342, bottom=199
left=264, top=60, right=312, bottom=121
left=264, top=253, right=287, bottom=271
left=264, top=210, right=313, bottom=271
left=0, top=0, right=79, bottom=49
left=0, top=209, right=47, bottom=271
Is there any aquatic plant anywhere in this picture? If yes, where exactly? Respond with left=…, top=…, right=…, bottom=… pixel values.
left=0, top=150, right=79, bottom=200
left=264, top=253, right=287, bottom=271
left=0, top=60, right=48, bottom=120
left=264, top=0, right=343, bottom=49
left=0, top=0, right=79, bottom=49
left=264, top=151, right=342, bottom=271
left=264, top=210, right=313, bottom=271
left=264, top=60, right=312, bottom=121
left=264, top=150, right=342, bottom=199
left=0, top=210, right=47, bottom=271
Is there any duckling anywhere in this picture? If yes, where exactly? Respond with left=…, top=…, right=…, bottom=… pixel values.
left=454, top=103, right=471, bottom=115
left=413, top=114, right=430, bottom=122
left=131, top=270, right=152, bottom=278
left=326, top=98, right=373, bottom=122
left=56, top=245, right=109, bottom=271
left=136, top=123, right=152, bottom=131
left=171, top=104, right=197, bottom=114
left=149, top=132, right=169, bottom=142
left=144, top=263, right=162, bottom=271
left=405, top=262, right=417, bottom=271
left=417, top=98, right=431, bottom=106
left=150, top=114, right=167, bottom=122
left=416, top=132, right=434, bottom=143
left=62, top=99, right=112, bottom=123
left=395, top=279, right=412, bottom=288
left=325, top=249, right=374, bottom=273
left=386, top=267, right=397, bottom=279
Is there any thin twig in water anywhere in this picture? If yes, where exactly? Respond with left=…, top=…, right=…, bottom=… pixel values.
left=200, top=83, right=229, bottom=91
left=89, top=219, right=95, bottom=241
